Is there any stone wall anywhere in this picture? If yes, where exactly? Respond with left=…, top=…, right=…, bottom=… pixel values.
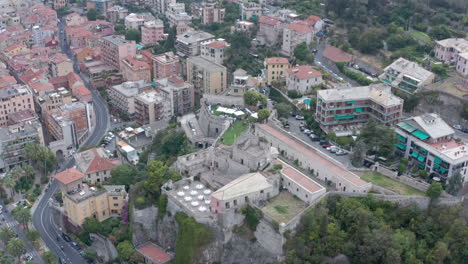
left=197, top=103, right=231, bottom=138
left=202, top=94, right=245, bottom=107
left=254, top=219, right=284, bottom=256
left=90, top=233, right=119, bottom=262
left=373, top=164, right=430, bottom=192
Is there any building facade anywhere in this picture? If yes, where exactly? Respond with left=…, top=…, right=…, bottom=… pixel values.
left=134, top=90, right=171, bottom=125
left=99, top=35, right=136, bottom=70
left=175, top=30, right=214, bottom=57
left=0, top=85, right=35, bottom=127
left=156, top=76, right=194, bottom=116
left=74, top=147, right=119, bottom=184
left=141, top=19, right=165, bottom=46
left=120, top=56, right=151, bottom=82
left=286, top=65, right=323, bottom=94
left=200, top=39, right=229, bottom=65
left=434, top=38, right=468, bottom=64
left=152, top=52, right=180, bottom=80
left=264, top=57, right=289, bottom=85
left=281, top=23, right=312, bottom=56
left=106, top=5, right=128, bottom=24
left=186, top=56, right=227, bottom=102
left=257, top=16, right=282, bottom=46
left=109, top=80, right=153, bottom=115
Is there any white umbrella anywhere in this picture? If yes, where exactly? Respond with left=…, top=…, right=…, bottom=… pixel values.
left=184, top=196, right=192, bottom=202
left=191, top=201, right=200, bottom=207
left=198, top=206, right=207, bottom=212
left=203, top=189, right=211, bottom=195
left=197, top=195, right=204, bottom=200
left=204, top=200, right=211, bottom=204
left=190, top=190, right=198, bottom=196
left=195, top=184, right=204, bottom=189
left=177, top=191, right=185, bottom=197
left=183, top=185, right=190, bottom=190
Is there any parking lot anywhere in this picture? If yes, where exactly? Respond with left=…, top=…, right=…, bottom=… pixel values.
left=286, top=117, right=352, bottom=167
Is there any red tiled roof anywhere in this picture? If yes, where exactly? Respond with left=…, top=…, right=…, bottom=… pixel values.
left=49, top=76, right=68, bottom=85
left=259, top=16, right=281, bottom=26
left=83, top=148, right=118, bottom=174
left=137, top=243, right=172, bottom=264
left=30, top=82, right=54, bottom=92
left=206, top=41, right=225, bottom=49
left=67, top=72, right=82, bottom=86
left=303, top=15, right=321, bottom=26
left=54, top=168, right=84, bottom=185
left=281, top=164, right=323, bottom=193
left=284, top=23, right=312, bottom=33
left=0, top=76, right=17, bottom=85
left=323, top=45, right=353, bottom=62
left=74, top=85, right=91, bottom=97
left=265, top=57, right=288, bottom=64
left=287, top=65, right=322, bottom=79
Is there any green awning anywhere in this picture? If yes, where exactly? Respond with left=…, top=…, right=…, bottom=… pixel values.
left=395, top=143, right=406, bottom=150
left=334, top=115, right=355, bottom=120
left=383, top=79, right=391, bottom=84
left=412, top=130, right=430, bottom=140
left=346, top=100, right=356, bottom=103
left=439, top=167, right=447, bottom=173
left=434, top=157, right=441, bottom=164
left=411, top=152, right=419, bottom=158
left=418, top=164, right=425, bottom=169
left=419, top=148, right=427, bottom=155
left=397, top=122, right=417, bottom=133
left=417, top=155, right=425, bottom=162
left=397, top=134, right=407, bottom=142
left=355, top=107, right=363, bottom=112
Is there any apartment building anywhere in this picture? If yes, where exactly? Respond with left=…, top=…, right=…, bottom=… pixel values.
left=109, top=80, right=153, bottom=115
left=74, top=147, right=119, bottom=184
left=134, top=90, right=171, bottom=125
left=106, top=5, right=128, bottom=24
left=120, top=56, right=151, bottom=82
left=0, top=119, right=43, bottom=172
left=198, top=3, right=225, bottom=25
left=286, top=65, right=323, bottom=94
left=379, top=57, right=435, bottom=94
left=153, top=0, right=175, bottom=14
left=99, top=35, right=136, bottom=70
left=156, top=76, right=194, bottom=116
left=54, top=168, right=127, bottom=226
left=281, top=23, right=313, bottom=56
left=200, top=39, right=229, bottom=65
left=49, top=54, right=73, bottom=77
left=152, top=52, right=180, bottom=79
left=141, top=19, right=165, bottom=46
left=434, top=38, right=468, bottom=64
left=175, top=30, right=214, bottom=57
left=186, top=56, right=227, bottom=102
left=316, top=84, right=403, bottom=136
left=234, top=21, right=255, bottom=32
left=0, top=84, right=35, bottom=127
left=257, top=16, right=283, bottom=46
left=456, top=53, right=468, bottom=77
left=86, top=0, right=113, bottom=15
left=264, top=57, right=289, bottom=84
left=396, top=113, right=468, bottom=184
left=124, top=12, right=155, bottom=30
left=32, top=25, right=55, bottom=47
left=230, top=68, right=260, bottom=96
left=166, top=3, right=192, bottom=26
left=241, top=2, right=262, bottom=20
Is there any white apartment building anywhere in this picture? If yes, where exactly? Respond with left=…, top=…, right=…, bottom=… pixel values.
left=175, top=30, right=214, bottom=57
left=200, top=38, right=229, bottom=65
left=109, top=80, right=153, bottom=115
left=281, top=23, right=313, bottom=56
left=124, top=12, right=155, bottom=30
left=286, top=65, right=323, bottom=94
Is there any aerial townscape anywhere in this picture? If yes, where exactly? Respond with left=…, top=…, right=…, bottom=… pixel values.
left=0, top=0, right=466, bottom=263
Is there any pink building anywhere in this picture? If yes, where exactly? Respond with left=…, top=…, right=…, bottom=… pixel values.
left=141, top=20, right=165, bottom=46
left=281, top=23, right=313, bottom=56
left=201, top=4, right=225, bottom=25
left=99, top=35, right=136, bottom=70
left=152, top=52, right=180, bottom=80
left=120, top=56, right=151, bottom=82
left=0, top=85, right=35, bottom=127
left=257, top=16, right=282, bottom=46
left=456, top=53, right=468, bottom=77
left=434, top=38, right=468, bottom=64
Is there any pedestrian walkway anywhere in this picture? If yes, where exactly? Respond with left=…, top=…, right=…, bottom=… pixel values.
left=1, top=220, right=18, bottom=228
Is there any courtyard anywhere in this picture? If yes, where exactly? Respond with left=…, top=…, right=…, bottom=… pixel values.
left=261, top=191, right=308, bottom=225
left=220, top=121, right=249, bottom=145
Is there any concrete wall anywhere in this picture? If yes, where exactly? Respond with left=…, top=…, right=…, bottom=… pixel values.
left=202, top=94, right=245, bottom=107
left=90, top=233, right=119, bottom=262
left=373, top=164, right=429, bottom=192
left=197, top=103, right=230, bottom=138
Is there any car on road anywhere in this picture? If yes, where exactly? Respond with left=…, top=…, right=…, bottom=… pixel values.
left=22, top=254, right=33, bottom=261
left=62, top=233, right=72, bottom=242
left=335, top=149, right=348, bottom=156
left=309, top=134, right=320, bottom=141
left=453, top=124, right=462, bottom=130
left=328, top=146, right=339, bottom=153
left=303, top=129, right=312, bottom=135
left=59, top=257, right=66, bottom=264
left=462, top=128, right=468, bottom=133
left=295, top=115, right=304, bottom=120
left=322, top=144, right=332, bottom=148
left=71, top=241, right=81, bottom=250
left=319, top=140, right=329, bottom=146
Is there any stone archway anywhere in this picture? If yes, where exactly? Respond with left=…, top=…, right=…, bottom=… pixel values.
left=56, top=149, right=64, bottom=163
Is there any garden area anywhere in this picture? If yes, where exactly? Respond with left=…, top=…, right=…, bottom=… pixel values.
left=261, top=191, right=308, bottom=224
left=220, top=121, right=249, bottom=146
left=357, top=171, right=425, bottom=196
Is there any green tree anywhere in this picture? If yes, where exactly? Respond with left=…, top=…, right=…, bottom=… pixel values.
left=83, top=248, right=98, bottom=262
left=446, top=172, right=463, bottom=196
left=358, top=119, right=396, bottom=158
left=428, top=25, right=452, bottom=40
left=431, top=64, right=448, bottom=77
left=287, top=90, right=302, bottom=99
left=86, top=8, right=97, bottom=21
left=12, top=207, right=31, bottom=231
left=109, top=165, right=138, bottom=187
left=117, top=240, right=135, bottom=261
left=351, top=140, right=367, bottom=167
left=243, top=91, right=266, bottom=107
left=0, top=254, right=14, bottom=264
left=144, top=161, right=168, bottom=197
left=426, top=182, right=443, bottom=200
left=223, top=1, right=240, bottom=23
left=0, top=227, right=14, bottom=244
left=358, top=28, right=384, bottom=54
left=125, top=29, right=141, bottom=42
left=24, top=142, right=57, bottom=175
left=348, top=27, right=360, bottom=47
left=26, top=230, right=40, bottom=243
left=257, top=109, right=271, bottom=123
left=114, top=24, right=126, bottom=35
left=293, top=42, right=314, bottom=64
left=275, top=102, right=293, bottom=118
left=82, top=217, right=101, bottom=234
left=7, top=238, right=26, bottom=262
left=42, top=251, right=57, bottom=264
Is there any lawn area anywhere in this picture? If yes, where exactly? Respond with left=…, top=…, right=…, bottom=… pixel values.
left=409, top=30, right=433, bottom=44
left=359, top=172, right=425, bottom=196
left=220, top=121, right=248, bottom=145
left=261, top=191, right=308, bottom=224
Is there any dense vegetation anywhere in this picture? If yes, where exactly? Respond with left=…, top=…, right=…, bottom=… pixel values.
left=284, top=196, right=468, bottom=264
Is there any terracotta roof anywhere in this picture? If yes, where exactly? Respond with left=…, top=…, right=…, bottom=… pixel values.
left=54, top=168, right=84, bottom=185
left=49, top=76, right=68, bottom=85
left=74, top=147, right=118, bottom=174
left=137, top=243, right=172, bottom=264
left=259, top=16, right=281, bottom=26
left=265, top=57, right=289, bottom=64
left=67, top=72, right=82, bottom=86
left=206, top=41, right=225, bottom=49
left=30, top=82, right=54, bottom=92
left=280, top=163, right=323, bottom=193
left=287, top=65, right=322, bottom=79
left=323, top=45, right=353, bottom=62
left=0, top=76, right=17, bottom=85
left=303, top=15, right=321, bottom=26
left=168, top=76, right=184, bottom=85
left=284, top=23, right=312, bottom=33
left=74, top=85, right=91, bottom=98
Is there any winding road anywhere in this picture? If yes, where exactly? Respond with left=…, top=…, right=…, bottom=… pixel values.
left=31, top=18, right=110, bottom=264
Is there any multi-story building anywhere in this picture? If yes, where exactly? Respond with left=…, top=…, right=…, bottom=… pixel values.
left=152, top=51, right=180, bottom=80
left=166, top=3, right=192, bottom=27
left=396, top=113, right=468, bottom=184
left=74, top=147, right=119, bottom=184
left=264, top=57, right=289, bottom=84
left=0, top=84, right=35, bottom=127
left=199, top=3, right=225, bottom=25
left=186, top=56, right=227, bottom=102
left=0, top=119, right=43, bottom=173
left=49, top=54, right=73, bottom=77
left=134, top=90, right=171, bottom=125
left=434, top=38, right=468, bottom=64
left=200, top=39, right=229, bottom=65
left=286, top=65, right=323, bottom=94
left=53, top=0, right=66, bottom=10
left=32, top=25, right=55, bottom=47
left=175, top=30, right=214, bottom=57
left=153, top=0, right=175, bottom=14
left=54, top=168, right=128, bottom=226
left=281, top=22, right=313, bottom=56
left=99, top=35, right=136, bottom=70
left=257, top=16, right=282, bottom=46
left=86, top=0, right=113, bottom=15
left=234, top=21, right=255, bottom=32
left=120, top=56, right=151, bottom=82
left=109, top=80, right=153, bottom=115
left=379, top=57, right=435, bottom=94
left=156, top=76, right=194, bottom=116
left=141, top=19, right=165, bottom=46
left=456, top=53, right=468, bottom=77
left=106, top=5, right=128, bottom=24
left=229, top=68, right=261, bottom=96
left=124, top=12, right=155, bottom=30
left=241, top=2, right=262, bottom=20
left=316, top=84, right=403, bottom=136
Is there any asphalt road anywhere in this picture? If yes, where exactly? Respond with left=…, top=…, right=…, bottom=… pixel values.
left=31, top=18, right=110, bottom=264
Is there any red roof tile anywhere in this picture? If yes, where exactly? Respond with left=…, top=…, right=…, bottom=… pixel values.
left=281, top=164, right=323, bottom=193
left=137, top=243, right=172, bottom=264
left=259, top=16, right=281, bottom=26
left=303, top=15, right=321, bottom=26
left=265, top=57, right=289, bottom=64
left=206, top=41, right=225, bottom=49
left=30, top=82, right=54, bottom=92
left=74, top=85, right=91, bottom=97
left=323, top=45, right=353, bottom=62
left=54, top=168, right=84, bottom=185
left=284, top=23, right=312, bottom=33
left=287, top=65, right=322, bottom=79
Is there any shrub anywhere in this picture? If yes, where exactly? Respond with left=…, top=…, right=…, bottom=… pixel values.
left=241, top=205, right=263, bottom=231
left=134, top=197, right=146, bottom=209
left=158, top=194, right=168, bottom=219
left=287, top=90, right=303, bottom=99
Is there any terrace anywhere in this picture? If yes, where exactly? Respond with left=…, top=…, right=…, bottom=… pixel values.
left=261, top=191, right=308, bottom=225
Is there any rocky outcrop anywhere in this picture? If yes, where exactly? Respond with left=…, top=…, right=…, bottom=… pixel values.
left=221, top=232, right=279, bottom=264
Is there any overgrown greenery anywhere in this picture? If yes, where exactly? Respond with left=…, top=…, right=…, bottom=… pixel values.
left=244, top=91, right=267, bottom=107
left=293, top=43, right=314, bottom=65
left=357, top=119, right=396, bottom=159
left=241, top=205, right=263, bottom=231
left=336, top=62, right=372, bottom=85
left=174, top=212, right=212, bottom=264
left=284, top=196, right=468, bottom=263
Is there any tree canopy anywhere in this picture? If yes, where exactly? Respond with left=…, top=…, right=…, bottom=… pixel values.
left=125, top=29, right=141, bottom=42
left=244, top=91, right=267, bottom=107
left=426, top=182, right=443, bottom=200
left=86, top=8, right=97, bottom=21
left=357, top=119, right=396, bottom=158
left=293, top=43, right=314, bottom=65
left=275, top=102, right=293, bottom=119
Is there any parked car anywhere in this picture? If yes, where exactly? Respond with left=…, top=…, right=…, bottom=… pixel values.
left=59, top=257, right=66, bottom=264
left=322, top=144, right=333, bottom=148
left=71, top=242, right=81, bottom=250
left=319, top=140, right=329, bottom=146
left=299, top=125, right=305, bottom=131
left=303, top=129, right=311, bottom=135
left=62, top=233, right=72, bottom=242
left=328, top=146, right=339, bottom=153
left=462, top=128, right=468, bottom=133
left=310, top=134, right=320, bottom=141
left=295, top=115, right=305, bottom=120
left=22, top=255, right=33, bottom=261
left=453, top=124, right=462, bottom=130
left=335, top=149, right=348, bottom=156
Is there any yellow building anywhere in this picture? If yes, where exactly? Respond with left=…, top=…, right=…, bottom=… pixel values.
left=186, top=56, right=227, bottom=104
left=54, top=169, right=128, bottom=226
left=264, top=57, right=289, bottom=84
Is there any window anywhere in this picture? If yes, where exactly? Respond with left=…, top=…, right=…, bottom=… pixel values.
left=260, top=190, right=264, bottom=194
left=113, top=197, right=118, bottom=200
left=113, top=203, right=119, bottom=206
left=233, top=200, right=237, bottom=206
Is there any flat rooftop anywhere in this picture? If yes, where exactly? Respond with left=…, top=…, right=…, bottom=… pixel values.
left=188, top=56, right=226, bottom=72
left=177, top=30, right=214, bottom=44
left=384, top=57, right=434, bottom=82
